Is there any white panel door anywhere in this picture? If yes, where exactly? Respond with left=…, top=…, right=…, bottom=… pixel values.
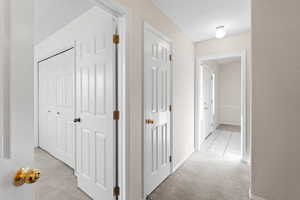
left=38, top=48, right=75, bottom=168
left=144, top=26, right=172, bottom=196
left=39, top=57, right=57, bottom=155
left=39, top=59, right=52, bottom=152
left=75, top=9, right=115, bottom=200
left=54, top=49, right=75, bottom=167
left=202, top=66, right=213, bottom=139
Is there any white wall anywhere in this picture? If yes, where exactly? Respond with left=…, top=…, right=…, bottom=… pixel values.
left=195, top=32, right=251, bottom=161
left=0, top=0, right=35, bottom=199
left=252, top=0, right=300, bottom=199
left=114, top=0, right=195, bottom=199
left=34, top=0, right=95, bottom=44
left=218, top=60, right=241, bottom=126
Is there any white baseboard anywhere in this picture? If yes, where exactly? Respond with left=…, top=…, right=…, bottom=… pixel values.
left=173, top=150, right=194, bottom=173
left=249, top=189, right=268, bottom=200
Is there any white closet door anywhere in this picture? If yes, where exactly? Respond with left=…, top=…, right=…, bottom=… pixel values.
left=54, top=49, right=75, bottom=167
left=39, top=57, right=57, bottom=155
left=144, top=26, right=172, bottom=196
left=39, top=59, right=52, bottom=152
left=38, top=48, right=75, bottom=168
left=75, top=9, right=115, bottom=200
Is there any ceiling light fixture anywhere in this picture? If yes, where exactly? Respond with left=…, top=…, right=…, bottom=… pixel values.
left=216, top=26, right=226, bottom=39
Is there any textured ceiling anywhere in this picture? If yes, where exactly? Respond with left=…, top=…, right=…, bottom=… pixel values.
left=152, top=0, right=251, bottom=42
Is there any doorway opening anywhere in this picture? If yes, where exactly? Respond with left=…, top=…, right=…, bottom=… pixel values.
left=33, top=1, right=128, bottom=200
left=195, top=51, right=247, bottom=162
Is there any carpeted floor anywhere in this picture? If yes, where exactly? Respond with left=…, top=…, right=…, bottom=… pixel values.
left=34, top=148, right=91, bottom=200
left=34, top=125, right=249, bottom=200
left=149, top=126, right=250, bottom=200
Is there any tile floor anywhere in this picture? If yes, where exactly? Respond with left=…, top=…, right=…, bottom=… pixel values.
left=201, top=124, right=241, bottom=159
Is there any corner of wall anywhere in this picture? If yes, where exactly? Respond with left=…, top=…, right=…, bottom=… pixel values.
left=173, top=149, right=194, bottom=173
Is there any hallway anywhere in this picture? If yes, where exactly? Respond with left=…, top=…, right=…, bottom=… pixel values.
left=149, top=126, right=249, bottom=200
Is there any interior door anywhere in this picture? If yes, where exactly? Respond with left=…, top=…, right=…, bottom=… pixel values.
left=39, top=59, right=52, bottom=152
left=202, top=66, right=213, bottom=139
left=144, top=25, right=172, bottom=196
left=39, top=53, right=58, bottom=155
left=38, top=48, right=75, bottom=168
left=75, top=9, right=115, bottom=200
left=54, top=49, right=75, bottom=167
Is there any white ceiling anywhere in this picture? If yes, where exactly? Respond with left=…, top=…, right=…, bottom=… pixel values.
left=152, top=0, right=251, bottom=42
left=35, top=0, right=95, bottom=44
left=215, top=56, right=241, bottom=65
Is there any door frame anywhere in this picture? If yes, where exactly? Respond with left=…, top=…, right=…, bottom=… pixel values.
left=195, top=50, right=248, bottom=163
left=143, top=22, right=174, bottom=198
left=34, top=1, right=129, bottom=199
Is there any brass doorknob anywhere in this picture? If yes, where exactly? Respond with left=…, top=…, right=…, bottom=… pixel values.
left=145, top=119, right=155, bottom=124
left=13, top=168, right=41, bottom=186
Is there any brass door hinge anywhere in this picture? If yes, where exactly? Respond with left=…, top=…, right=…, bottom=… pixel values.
left=113, top=34, right=120, bottom=44
left=113, top=110, right=120, bottom=120
left=169, top=105, right=172, bottom=112
left=113, top=186, right=120, bottom=196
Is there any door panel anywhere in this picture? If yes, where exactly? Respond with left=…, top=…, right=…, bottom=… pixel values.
left=38, top=48, right=75, bottom=167
left=144, top=26, right=171, bottom=196
left=75, top=10, right=115, bottom=200
left=54, top=49, right=75, bottom=167
left=202, top=66, right=213, bottom=139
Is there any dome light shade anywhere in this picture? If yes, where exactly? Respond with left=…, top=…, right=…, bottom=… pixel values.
left=216, top=26, right=226, bottom=39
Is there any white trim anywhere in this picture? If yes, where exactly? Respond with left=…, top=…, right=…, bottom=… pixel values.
left=34, top=1, right=129, bottom=199
left=143, top=22, right=174, bottom=198
left=195, top=50, right=248, bottom=163
left=194, top=59, right=201, bottom=151
left=91, top=3, right=129, bottom=200
left=172, top=150, right=194, bottom=173
left=94, top=0, right=128, bottom=17
left=218, top=122, right=241, bottom=126
left=249, top=190, right=268, bottom=200
left=144, top=23, right=172, bottom=43
left=240, top=50, right=247, bottom=161
left=0, top=1, right=10, bottom=159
